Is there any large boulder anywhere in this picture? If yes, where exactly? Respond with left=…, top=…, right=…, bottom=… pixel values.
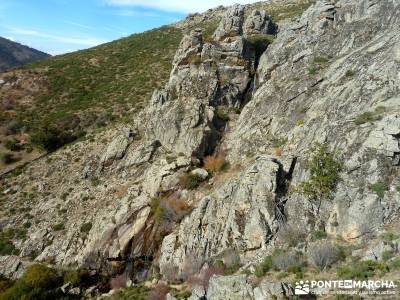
left=207, top=275, right=253, bottom=300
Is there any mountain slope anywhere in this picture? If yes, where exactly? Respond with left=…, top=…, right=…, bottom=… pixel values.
left=0, top=37, right=50, bottom=72
left=0, top=0, right=315, bottom=174
left=5, top=0, right=399, bottom=299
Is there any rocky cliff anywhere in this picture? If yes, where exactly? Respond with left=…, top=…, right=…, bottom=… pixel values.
left=0, top=0, right=400, bottom=299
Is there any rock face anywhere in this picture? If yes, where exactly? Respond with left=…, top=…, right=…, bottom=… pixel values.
left=0, top=256, right=32, bottom=280
left=226, top=0, right=400, bottom=241
left=140, top=4, right=270, bottom=158
left=207, top=275, right=253, bottom=300
left=213, top=5, right=245, bottom=41
left=159, top=156, right=291, bottom=274
left=243, top=10, right=275, bottom=36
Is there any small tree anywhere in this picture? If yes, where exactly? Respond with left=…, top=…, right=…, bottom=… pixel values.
left=300, top=143, right=343, bottom=202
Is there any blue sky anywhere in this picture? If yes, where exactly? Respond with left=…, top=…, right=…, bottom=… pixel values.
left=0, top=0, right=259, bottom=55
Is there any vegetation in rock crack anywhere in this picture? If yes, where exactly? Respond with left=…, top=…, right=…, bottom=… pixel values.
left=63, top=268, right=88, bottom=285
left=80, top=222, right=92, bottom=234
left=150, top=194, right=191, bottom=225
left=245, top=34, right=275, bottom=59
left=300, top=143, right=343, bottom=201
left=370, top=181, right=388, bottom=198
left=204, top=153, right=230, bottom=174
left=354, top=106, right=385, bottom=125
left=179, top=172, right=205, bottom=190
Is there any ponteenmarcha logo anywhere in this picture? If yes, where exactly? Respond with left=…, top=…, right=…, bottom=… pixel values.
left=295, top=280, right=310, bottom=295
left=293, top=279, right=398, bottom=296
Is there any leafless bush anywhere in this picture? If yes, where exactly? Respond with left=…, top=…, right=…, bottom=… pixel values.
left=181, top=254, right=204, bottom=281
left=277, top=223, right=307, bottom=247
left=221, top=248, right=240, bottom=267
left=147, top=283, right=169, bottom=300
left=110, top=273, right=128, bottom=290
left=162, top=263, right=180, bottom=283
left=272, top=251, right=301, bottom=271
left=308, top=241, right=339, bottom=270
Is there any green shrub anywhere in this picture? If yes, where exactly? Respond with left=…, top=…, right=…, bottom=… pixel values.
left=312, top=230, right=328, bottom=240
left=388, top=257, right=400, bottom=270
left=0, top=229, right=26, bottom=254
left=30, top=123, right=77, bottom=152
left=313, top=56, right=330, bottom=65
left=179, top=173, right=204, bottom=190
left=0, top=152, right=16, bottom=164
left=0, top=276, right=12, bottom=293
left=80, top=222, right=92, bottom=233
left=61, top=192, right=69, bottom=201
left=23, top=222, right=31, bottom=229
left=308, top=67, right=318, bottom=75
left=255, top=256, right=273, bottom=277
left=22, top=265, right=57, bottom=289
left=63, top=268, right=88, bottom=285
left=337, top=260, right=388, bottom=279
left=0, top=230, right=19, bottom=255
left=270, top=135, right=287, bottom=148
left=150, top=197, right=165, bottom=224
left=354, top=107, right=385, bottom=125
left=382, top=250, right=394, bottom=262
left=370, top=181, right=387, bottom=198
left=215, top=106, right=230, bottom=122
left=118, top=284, right=150, bottom=300
left=0, top=265, right=61, bottom=300
left=246, top=34, right=275, bottom=59
left=5, top=119, right=24, bottom=135
left=4, top=139, right=22, bottom=151
left=170, top=290, right=192, bottom=300
left=295, top=119, right=305, bottom=126
left=52, top=223, right=65, bottom=231
left=90, top=178, right=100, bottom=187
left=300, top=143, right=343, bottom=200
left=345, top=69, right=355, bottom=77
left=380, top=231, right=399, bottom=242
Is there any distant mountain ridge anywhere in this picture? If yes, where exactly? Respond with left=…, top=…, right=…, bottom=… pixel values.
left=0, top=36, right=50, bottom=72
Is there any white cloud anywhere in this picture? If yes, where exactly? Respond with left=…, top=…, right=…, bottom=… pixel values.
left=9, top=27, right=107, bottom=47
left=104, top=0, right=261, bottom=13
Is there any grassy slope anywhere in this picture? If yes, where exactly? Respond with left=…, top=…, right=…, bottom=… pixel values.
left=23, top=26, right=183, bottom=129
